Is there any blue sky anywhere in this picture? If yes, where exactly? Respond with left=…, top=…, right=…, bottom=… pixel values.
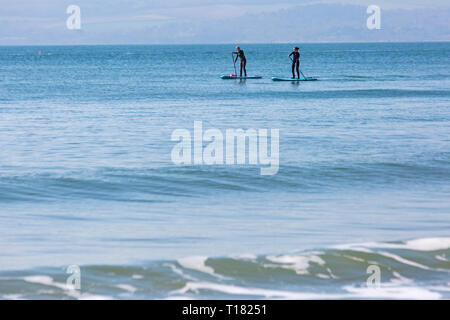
left=0, top=1, right=449, bottom=44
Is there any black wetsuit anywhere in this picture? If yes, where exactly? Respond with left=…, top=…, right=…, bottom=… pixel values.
left=289, top=51, right=300, bottom=78
left=233, top=50, right=247, bottom=77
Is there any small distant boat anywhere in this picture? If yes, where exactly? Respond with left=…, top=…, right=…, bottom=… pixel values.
left=271, top=77, right=318, bottom=82
left=221, top=75, right=263, bottom=80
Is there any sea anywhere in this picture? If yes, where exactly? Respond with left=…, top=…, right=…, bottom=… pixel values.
left=0, top=42, right=449, bottom=299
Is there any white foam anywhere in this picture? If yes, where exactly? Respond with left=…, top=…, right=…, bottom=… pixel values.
left=376, top=251, right=450, bottom=273
left=165, top=295, right=195, bottom=300
left=333, top=244, right=374, bottom=252
left=377, top=251, right=431, bottom=270
left=391, top=272, right=413, bottom=285
left=116, top=284, right=137, bottom=293
left=164, top=263, right=197, bottom=281
left=82, top=294, right=115, bottom=300
left=435, top=254, right=447, bottom=261
left=404, top=238, right=450, bottom=251
left=78, top=294, right=114, bottom=300
left=343, top=285, right=441, bottom=300
left=335, top=237, right=450, bottom=252
left=173, top=280, right=442, bottom=300
left=425, top=285, right=450, bottom=292
left=23, top=275, right=114, bottom=300
left=343, top=269, right=442, bottom=299
left=266, top=254, right=325, bottom=275
left=24, top=275, right=67, bottom=290
left=172, top=281, right=342, bottom=299
left=326, top=267, right=338, bottom=279
left=342, top=255, right=366, bottom=262
left=3, top=294, right=24, bottom=300
left=132, top=274, right=144, bottom=279
left=177, top=256, right=227, bottom=279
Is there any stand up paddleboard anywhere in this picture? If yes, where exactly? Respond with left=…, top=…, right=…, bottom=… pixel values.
left=271, top=77, right=318, bottom=81
left=221, top=75, right=263, bottom=79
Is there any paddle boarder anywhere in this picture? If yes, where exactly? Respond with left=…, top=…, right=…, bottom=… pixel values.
left=289, top=46, right=300, bottom=79
left=232, top=46, right=247, bottom=77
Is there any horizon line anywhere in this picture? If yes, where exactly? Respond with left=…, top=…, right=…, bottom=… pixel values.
left=1, top=40, right=450, bottom=47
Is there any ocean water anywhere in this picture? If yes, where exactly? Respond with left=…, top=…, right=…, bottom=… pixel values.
left=0, top=43, right=449, bottom=299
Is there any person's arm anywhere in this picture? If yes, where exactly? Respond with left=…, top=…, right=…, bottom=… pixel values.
left=232, top=51, right=239, bottom=64
left=289, top=52, right=294, bottom=61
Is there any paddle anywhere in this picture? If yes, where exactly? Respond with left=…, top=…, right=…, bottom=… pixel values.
left=231, top=52, right=237, bottom=77
left=300, top=70, right=308, bottom=79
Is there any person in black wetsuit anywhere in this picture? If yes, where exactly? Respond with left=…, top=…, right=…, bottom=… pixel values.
left=289, top=46, right=300, bottom=79
left=232, top=46, right=247, bottom=77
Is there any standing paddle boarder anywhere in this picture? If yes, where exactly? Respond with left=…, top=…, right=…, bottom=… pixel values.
left=289, top=46, right=300, bottom=79
left=232, top=46, right=247, bottom=77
